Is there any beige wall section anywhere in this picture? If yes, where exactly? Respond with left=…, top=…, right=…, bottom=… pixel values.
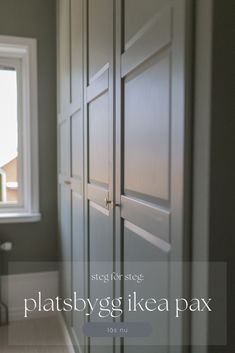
left=3, top=159, right=17, bottom=183
left=2, top=158, right=18, bottom=202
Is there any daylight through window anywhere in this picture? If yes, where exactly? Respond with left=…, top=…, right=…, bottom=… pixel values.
left=0, top=67, right=19, bottom=204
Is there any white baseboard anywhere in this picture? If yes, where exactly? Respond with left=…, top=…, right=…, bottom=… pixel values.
left=0, top=271, right=59, bottom=322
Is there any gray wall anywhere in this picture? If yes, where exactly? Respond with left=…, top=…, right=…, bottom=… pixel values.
left=208, top=0, right=235, bottom=351
left=0, top=0, right=58, bottom=275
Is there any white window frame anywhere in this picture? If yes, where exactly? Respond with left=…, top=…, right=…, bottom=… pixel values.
left=0, top=36, right=40, bottom=223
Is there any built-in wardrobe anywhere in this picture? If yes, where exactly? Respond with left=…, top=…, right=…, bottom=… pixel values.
left=57, top=0, right=192, bottom=352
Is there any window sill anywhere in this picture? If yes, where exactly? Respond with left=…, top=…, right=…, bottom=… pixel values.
left=0, top=213, right=41, bottom=224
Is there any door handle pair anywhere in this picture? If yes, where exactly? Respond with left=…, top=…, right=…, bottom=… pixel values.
left=104, top=197, right=120, bottom=209
left=104, top=197, right=114, bottom=209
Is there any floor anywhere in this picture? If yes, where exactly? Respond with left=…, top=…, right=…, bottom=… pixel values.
left=0, top=316, right=71, bottom=353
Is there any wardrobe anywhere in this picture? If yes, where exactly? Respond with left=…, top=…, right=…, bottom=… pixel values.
left=57, top=0, right=192, bottom=352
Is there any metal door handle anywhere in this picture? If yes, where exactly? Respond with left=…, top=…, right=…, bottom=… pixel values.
left=64, top=180, right=71, bottom=185
left=104, top=198, right=120, bottom=209
left=104, top=197, right=114, bottom=208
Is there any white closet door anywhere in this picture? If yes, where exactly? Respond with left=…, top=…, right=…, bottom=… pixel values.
left=84, top=1, right=115, bottom=353
left=57, top=1, right=85, bottom=347
left=115, top=0, right=192, bottom=352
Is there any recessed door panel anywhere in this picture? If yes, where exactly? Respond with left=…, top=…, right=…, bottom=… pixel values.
left=72, top=191, right=85, bottom=348
left=124, top=53, right=170, bottom=201
left=71, top=0, right=83, bottom=106
left=88, top=0, right=113, bottom=80
left=88, top=202, right=114, bottom=353
left=89, top=202, right=113, bottom=261
left=59, top=121, right=69, bottom=176
left=58, top=0, right=70, bottom=112
left=59, top=183, right=72, bottom=326
left=71, top=110, right=83, bottom=179
left=123, top=223, right=169, bottom=351
left=124, top=0, right=167, bottom=46
left=88, top=92, right=109, bottom=186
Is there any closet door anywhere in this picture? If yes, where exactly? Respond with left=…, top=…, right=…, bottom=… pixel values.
left=69, top=0, right=85, bottom=350
left=115, top=0, right=192, bottom=352
left=57, top=0, right=72, bottom=328
left=84, top=1, right=114, bottom=353
left=57, top=0, right=85, bottom=347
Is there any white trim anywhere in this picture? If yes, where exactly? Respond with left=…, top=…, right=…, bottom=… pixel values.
left=0, top=35, right=40, bottom=223
left=0, top=212, right=41, bottom=223
left=0, top=271, right=59, bottom=322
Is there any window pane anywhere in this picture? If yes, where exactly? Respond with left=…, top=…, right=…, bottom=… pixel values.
left=0, top=68, right=19, bottom=204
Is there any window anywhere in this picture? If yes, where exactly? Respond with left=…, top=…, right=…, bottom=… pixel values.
left=0, top=36, right=40, bottom=223
left=0, top=65, right=18, bottom=204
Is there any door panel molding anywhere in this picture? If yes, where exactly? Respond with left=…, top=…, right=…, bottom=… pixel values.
left=87, top=68, right=109, bottom=103
left=121, top=195, right=170, bottom=243
left=124, top=220, right=171, bottom=253
left=121, top=7, right=172, bottom=77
